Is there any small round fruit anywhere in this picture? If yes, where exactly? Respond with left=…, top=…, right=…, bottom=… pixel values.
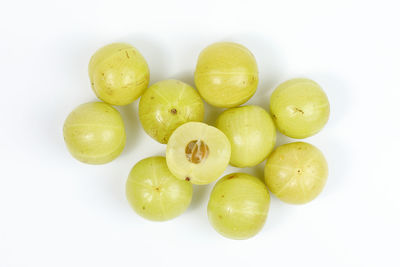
left=207, top=173, right=270, bottom=240
left=264, top=142, right=328, bottom=204
left=63, top=102, right=126, bottom=164
left=89, top=43, right=150, bottom=105
left=126, top=156, right=192, bottom=221
left=139, top=79, right=204, bottom=144
left=166, top=122, right=231, bottom=185
left=194, top=42, right=258, bottom=108
left=216, top=105, right=276, bottom=167
left=270, top=78, right=330, bottom=139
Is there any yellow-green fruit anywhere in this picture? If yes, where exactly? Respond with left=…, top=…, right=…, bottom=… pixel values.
left=270, top=78, right=330, bottom=139
left=139, top=79, right=204, bottom=144
left=166, top=122, right=231, bottom=185
left=207, top=173, right=270, bottom=240
left=126, top=156, right=193, bottom=221
left=194, top=42, right=258, bottom=108
left=216, top=105, right=276, bottom=167
left=89, top=43, right=150, bottom=105
left=63, top=102, right=126, bottom=164
left=264, top=142, right=328, bottom=204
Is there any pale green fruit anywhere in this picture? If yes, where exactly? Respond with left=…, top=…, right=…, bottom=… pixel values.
left=166, top=122, right=231, bottom=185
left=264, top=142, right=328, bottom=204
left=139, top=79, right=204, bottom=144
left=89, top=43, right=150, bottom=105
left=216, top=105, right=276, bottom=167
left=126, top=156, right=192, bottom=221
left=194, top=42, right=258, bottom=108
left=270, top=78, right=330, bottom=139
left=207, top=173, right=270, bottom=240
left=63, top=102, right=126, bottom=164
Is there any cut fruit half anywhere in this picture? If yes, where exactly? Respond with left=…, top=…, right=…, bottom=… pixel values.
left=166, top=122, right=231, bottom=185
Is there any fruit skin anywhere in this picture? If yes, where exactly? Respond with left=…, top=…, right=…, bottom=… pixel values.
left=270, top=78, right=330, bottom=139
left=126, top=156, right=192, bottom=221
left=139, top=79, right=204, bottom=144
left=216, top=105, right=276, bottom=167
left=89, top=43, right=150, bottom=105
left=264, top=142, right=328, bottom=204
left=166, top=122, right=231, bottom=185
left=207, top=173, right=270, bottom=240
left=194, top=42, right=258, bottom=108
left=63, top=102, right=126, bottom=164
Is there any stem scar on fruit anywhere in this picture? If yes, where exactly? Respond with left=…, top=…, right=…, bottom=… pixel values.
left=294, top=107, right=304, bottom=114
left=170, top=108, right=177, bottom=114
left=185, top=140, right=209, bottom=164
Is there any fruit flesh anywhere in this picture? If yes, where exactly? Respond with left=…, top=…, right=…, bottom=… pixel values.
left=207, top=173, right=270, bottom=240
left=264, top=142, right=328, bottom=204
left=63, top=102, right=126, bottom=164
left=166, top=122, right=231, bottom=185
left=194, top=42, right=258, bottom=108
left=139, top=79, right=204, bottom=144
left=270, top=78, right=330, bottom=139
left=89, top=43, right=150, bottom=105
left=216, top=105, right=276, bottom=167
left=126, top=156, right=192, bottom=221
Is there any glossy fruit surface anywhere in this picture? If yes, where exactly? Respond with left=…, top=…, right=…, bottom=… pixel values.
left=63, top=102, right=126, bottom=164
left=126, top=156, right=192, bottom=221
left=139, top=79, right=204, bottom=144
left=270, top=78, right=330, bottom=138
left=89, top=43, right=150, bottom=105
left=216, top=105, right=276, bottom=167
left=207, top=173, right=270, bottom=240
left=166, top=122, right=231, bottom=185
left=264, top=142, right=328, bottom=204
left=194, top=42, right=258, bottom=108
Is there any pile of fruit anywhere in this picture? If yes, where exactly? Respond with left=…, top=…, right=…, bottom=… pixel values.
left=63, top=41, right=330, bottom=240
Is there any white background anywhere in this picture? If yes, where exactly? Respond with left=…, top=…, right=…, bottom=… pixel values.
left=1, top=0, right=399, bottom=266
